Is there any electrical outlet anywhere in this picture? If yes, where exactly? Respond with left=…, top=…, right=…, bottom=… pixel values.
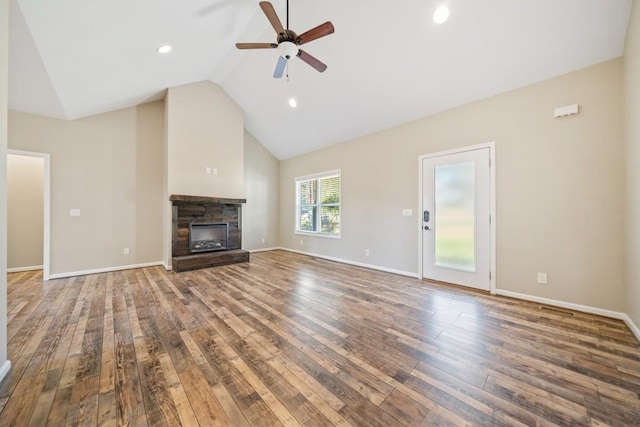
left=123, top=248, right=130, bottom=255
left=300, top=239, right=303, bottom=246
left=365, top=249, right=370, bottom=256
left=537, top=272, right=547, bottom=284
left=261, top=238, right=265, bottom=243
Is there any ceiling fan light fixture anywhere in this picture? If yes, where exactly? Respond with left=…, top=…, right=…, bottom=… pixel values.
left=433, top=5, right=450, bottom=24
left=278, top=41, right=299, bottom=60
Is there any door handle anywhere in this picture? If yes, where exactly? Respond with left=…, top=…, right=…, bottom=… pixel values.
left=424, top=225, right=431, bottom=231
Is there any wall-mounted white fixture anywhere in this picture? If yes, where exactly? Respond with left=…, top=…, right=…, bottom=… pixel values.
left=156, top=45, right=172, bottom=54
left=70, top=209, right=80, bottom=217
left=554, top=104, right=579, bottom=118
left=288, top=98, right=298, bottom=108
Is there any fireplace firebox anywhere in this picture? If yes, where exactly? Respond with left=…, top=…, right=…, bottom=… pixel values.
left=189, top=222, right=229, bottom=253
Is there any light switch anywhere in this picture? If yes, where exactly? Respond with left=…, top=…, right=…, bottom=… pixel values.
left=70, top=209, right=80, bottom=217
left=402, top=209, right=413, bottom=217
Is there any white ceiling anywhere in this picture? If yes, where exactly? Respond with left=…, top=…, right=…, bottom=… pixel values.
left=8, top=0, right=632, bottom=159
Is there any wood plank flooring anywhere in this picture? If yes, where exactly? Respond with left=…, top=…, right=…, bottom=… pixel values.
left=1, top=250, right=639, bottom=426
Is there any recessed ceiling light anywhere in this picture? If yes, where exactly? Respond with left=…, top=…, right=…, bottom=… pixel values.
left=433, top=5, right=450, bottom=24
left=156, top=45, right=172, bottom=54
left=288, top=98, right=297, bottom=108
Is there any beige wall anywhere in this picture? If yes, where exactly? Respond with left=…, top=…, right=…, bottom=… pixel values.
left=243, top=130, right=279, bottom=251
left=8, top=101, right=165, bottom=276
left=166, top=81, right=244, bottom=199
left=280, top=59, right=625, bottom=312
left=7, top=154, right=44, bottom=269
left=624, top=1, right=640, bottom=327
left=1, top=0, right=9, bottom=370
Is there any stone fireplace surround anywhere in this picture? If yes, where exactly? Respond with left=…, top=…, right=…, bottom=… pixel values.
left=170, top=194, right=249, bottom=272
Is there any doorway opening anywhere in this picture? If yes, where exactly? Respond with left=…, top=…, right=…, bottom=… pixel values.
left=7, top=150, right=51, bottom=281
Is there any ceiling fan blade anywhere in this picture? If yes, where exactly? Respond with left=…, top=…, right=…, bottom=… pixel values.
left=297, top=49, right=327, bottom=73
left=236, top=43, right=278, bottom=49
left=295, top=22, right=335, bottom=45
left=273, top=56, right=287, bottom=78
left=259, top=1, right=285, bottom=35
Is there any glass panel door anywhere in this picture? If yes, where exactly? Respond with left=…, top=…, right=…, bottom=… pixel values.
left=434, top=161, right=476, bottom=272
left=421, top=146, right=491, bottom=291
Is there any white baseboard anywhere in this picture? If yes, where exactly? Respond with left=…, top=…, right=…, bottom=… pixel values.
left=278, top=247, right=419, bottom=278
left=48, top=261, right=165, bottom=279
left=495, top=289, right=640, bottom=341
left=7, top=265, right=43, bottom=273
left=163, top=262, right=172, bottom=271
left=621, top=313, right=640, bottom=342
left=249, top=247, right=280, bottom=254
left=0, top=360, right=11, bottom=384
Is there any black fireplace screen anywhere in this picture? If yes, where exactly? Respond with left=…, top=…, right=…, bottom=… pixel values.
left=189, top=222, right=229, bottom=253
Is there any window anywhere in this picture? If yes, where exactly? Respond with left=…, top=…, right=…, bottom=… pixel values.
left=296, top=170, right=341, bottom=237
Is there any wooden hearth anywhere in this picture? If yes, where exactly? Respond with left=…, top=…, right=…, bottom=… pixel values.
left=171, top=194, right=249, bottom=272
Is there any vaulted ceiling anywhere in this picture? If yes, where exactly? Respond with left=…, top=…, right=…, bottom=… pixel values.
left=8, top=0, right=632, bottom=159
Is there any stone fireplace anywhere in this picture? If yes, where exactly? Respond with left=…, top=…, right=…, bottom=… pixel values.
left=171, top=194, right=249, bottom=272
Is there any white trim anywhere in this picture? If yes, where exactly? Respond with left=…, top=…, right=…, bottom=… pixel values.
left=0, top=360, right=11, bottom=384
left=7, top=265, right=43, bottom=273
left=48, top=261, right=165, bottom=279
left=279, top=247, right=419, bottom=278
left=417, top=142, right=496, bottom=293
left=495, top=289, right=640, bottom=339
left=249, top=247, right=280, bottom=253
left=294, top=231, right=341, bottom=239
left=294, top=169, right=341, bottom=182
left=163, top=262, right=173, bottom=271
left=7, top=150, right=51, bottom=281
left=621, top=314, right=640, bottom=342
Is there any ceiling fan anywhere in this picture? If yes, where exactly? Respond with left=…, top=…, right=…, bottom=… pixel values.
left=235, top=1, right=334, bottom=78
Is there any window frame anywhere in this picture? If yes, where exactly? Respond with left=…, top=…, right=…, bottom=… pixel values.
left=294, top=169, right=341, bottom=239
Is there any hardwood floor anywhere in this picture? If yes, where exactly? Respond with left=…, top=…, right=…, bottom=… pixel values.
left=1, top=250, right=639, bottom=426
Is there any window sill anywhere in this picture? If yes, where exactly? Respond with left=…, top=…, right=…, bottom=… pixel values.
left=295, top=231, right=341, bottom=240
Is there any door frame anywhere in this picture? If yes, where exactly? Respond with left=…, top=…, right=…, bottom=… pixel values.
left=418, top=142, right=496, bottom=294
left=7, top=149, right=51, bottom=281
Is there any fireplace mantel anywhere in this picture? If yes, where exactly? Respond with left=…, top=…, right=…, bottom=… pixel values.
left=170, top=194, right=246, bottom=205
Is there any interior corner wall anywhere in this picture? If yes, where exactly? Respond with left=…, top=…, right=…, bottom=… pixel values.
left=8, top=101, right=165, bottom=276
left=624, top=0, right=640, bottom=328
left=0, top=0, right=10, bottom=373
left=243, top=130, right=280, bottom=251
left=280, top=58, right=625, bottom=313
left=7, top=154, right=44, bottom=269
